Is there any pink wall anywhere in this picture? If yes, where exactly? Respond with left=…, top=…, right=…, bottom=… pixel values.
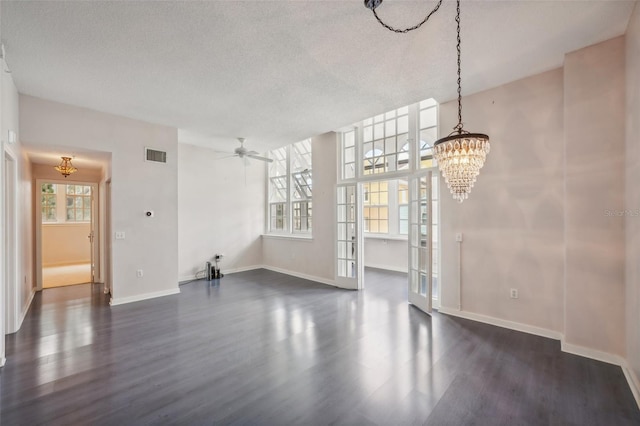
left=439, top=68, right=565, bottom=333
left=42, top=223, right=91, bottom=266
left=625, top=2, right=640, bottom=397
left=439, top=35, right=628, bottom=360
left=564, top=36, right=626, bottom=356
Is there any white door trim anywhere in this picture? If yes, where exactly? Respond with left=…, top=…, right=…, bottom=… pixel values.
left=35, top=179, right=100, bottom=291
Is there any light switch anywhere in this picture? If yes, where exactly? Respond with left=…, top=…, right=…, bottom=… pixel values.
left=115, top=231, right=125, bottom=240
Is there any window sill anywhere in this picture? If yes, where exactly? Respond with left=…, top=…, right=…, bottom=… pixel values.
left=42, top=222, right=91, bottom=226
left=262, top=234, right=313, bottom=241
left=364, top=234, right=408, bottom=242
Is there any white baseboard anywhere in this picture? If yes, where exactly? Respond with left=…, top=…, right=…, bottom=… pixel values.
left=17, top=289, right=36, bottom=330
left=110, top=287, right=180, bottom=306
left=622, top=365, right=640, bottom=410
left=179, top=265, right=264, bottom=283
left=225, top=265, right=265, bottom=274
left=364, top=264, right=408, bottom=274
left=561, top=341, right=626, bottom=366
left=438, top=306, right=563, bottom=341
left=261, top=265, right=338, bottom=288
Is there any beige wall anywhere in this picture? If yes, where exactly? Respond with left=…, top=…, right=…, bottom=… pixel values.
left=42, top=223, right=91, bottom=266
left=439, top=68, right=565, bottom=333
left=2, top=48, right=33, bottom=341
left=20, top=95, right=179, bottom=304
left=364, top=238, right=407, bottom=272
left=177, top=143, right=264, bottom=279
left=262, top=132, right=337, bottom=283
left=439, top=36, right=628, bottom=360
left=625, top=2, right=640, bottom=394
left=564, top=36, right=626, bottom=356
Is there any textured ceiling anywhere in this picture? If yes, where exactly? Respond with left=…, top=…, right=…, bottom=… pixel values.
left=2, top=1, right=636, bottom=154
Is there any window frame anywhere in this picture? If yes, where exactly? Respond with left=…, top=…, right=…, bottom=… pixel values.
left=267, top=139, right=313, bottom=236
left=40, top=183, right=93, bottom=224
left=338, top=98, right=440, bottom=304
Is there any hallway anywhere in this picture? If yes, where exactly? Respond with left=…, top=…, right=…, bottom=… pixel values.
left=42, top=262, right=92, bottom=288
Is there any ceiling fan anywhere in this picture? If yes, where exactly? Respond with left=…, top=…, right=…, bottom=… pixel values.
left=229, top=138, right=273, bottom=163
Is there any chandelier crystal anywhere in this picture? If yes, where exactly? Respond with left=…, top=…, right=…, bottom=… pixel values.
left=434, top=132, right=489, bottom=203
left=55, top=156, right=78, bottom=178
left=365, top=0, right=491, bottom=203
left=432, top=0, right=490, bottom=203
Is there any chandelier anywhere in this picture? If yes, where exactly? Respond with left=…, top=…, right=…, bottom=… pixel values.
left=55, top=156, right=77, bottom=178
left=365, top=0, right=490, bottom=203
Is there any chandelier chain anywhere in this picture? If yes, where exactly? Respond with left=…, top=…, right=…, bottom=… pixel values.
left=455, top=0, right=463, bottom=133
left=371, top=0, right=444, bottom=33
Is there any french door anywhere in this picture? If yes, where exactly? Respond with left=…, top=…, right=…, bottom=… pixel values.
left=408, top=172, right=432, bottom=314
left=335, top=183, right=363, bottom=289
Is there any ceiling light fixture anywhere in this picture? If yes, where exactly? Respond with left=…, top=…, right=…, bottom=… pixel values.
left=55, top=156, right=77, bottom=178
left=365, top=0, right=490, bottom=203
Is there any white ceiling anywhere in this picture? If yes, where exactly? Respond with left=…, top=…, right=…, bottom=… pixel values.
left=1, top=0, right=636, bottom=154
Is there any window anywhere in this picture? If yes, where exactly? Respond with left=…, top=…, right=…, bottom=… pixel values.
left=419, top=98, right=438, bottom=168
left=291, top=139, right=313, bottom=232
left=41, top=183, right=92, bottom=223
left=363, top=181, right=388, bottom=233
left=41, top=183, right=57, bottom=222
left=398, top=180, right=409, bottom=234
left=338, top=98, right=440, bottom=302
left=339, top=98, right=438, bottom=181
left=362, top=106, right=410, bottom=175
left=66, top=185, right=92, bottom=222
left=268, top=147, right=288, bottom=232
left=342, top=130, right=356, bottom=180
left=267, top=139, right=313, bottom=234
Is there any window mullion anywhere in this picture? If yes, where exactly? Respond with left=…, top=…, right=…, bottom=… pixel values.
left=286, top=144, right=292, bottom=233
left=407, top=103, right=418, bottom=172
left=57, top=185, right=66, bottom=222
left=356, top=123, right=363, bottom=179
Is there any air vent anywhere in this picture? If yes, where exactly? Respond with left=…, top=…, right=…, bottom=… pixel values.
left=145, top=148, right=167, bottom=163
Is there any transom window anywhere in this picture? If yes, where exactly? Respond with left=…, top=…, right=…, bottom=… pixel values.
left=362, top=106, right=410, bottom=175
left=419, top=98, right=438, bottom=168
left=343, top=130, right=356, bottom=179
left=340, top=98, right=438, bottom=180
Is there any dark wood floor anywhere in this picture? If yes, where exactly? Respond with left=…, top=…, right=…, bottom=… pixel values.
left=1, top=268, right=639, bottom=425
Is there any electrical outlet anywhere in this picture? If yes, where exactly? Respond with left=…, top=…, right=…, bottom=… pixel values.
left=137, top=269, right=144, bottom=278
left=455, top=232, right=463, bottom=242
left=510, top=288, right=518, bottom=299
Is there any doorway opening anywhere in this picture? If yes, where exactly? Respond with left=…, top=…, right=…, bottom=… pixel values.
left=361, top=176, right=440, bottom=308
left=38, top=181, right=97, bottom=289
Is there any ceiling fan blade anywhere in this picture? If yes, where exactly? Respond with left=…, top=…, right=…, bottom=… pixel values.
left=246, top=154, right=273, bottom=163
left=215, top=154, right=238, bottom=160
left=246, top=150, right=259, bottom=155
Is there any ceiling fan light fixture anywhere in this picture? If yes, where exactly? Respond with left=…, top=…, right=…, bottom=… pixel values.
left=54, top=156, right=78, bottom=178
